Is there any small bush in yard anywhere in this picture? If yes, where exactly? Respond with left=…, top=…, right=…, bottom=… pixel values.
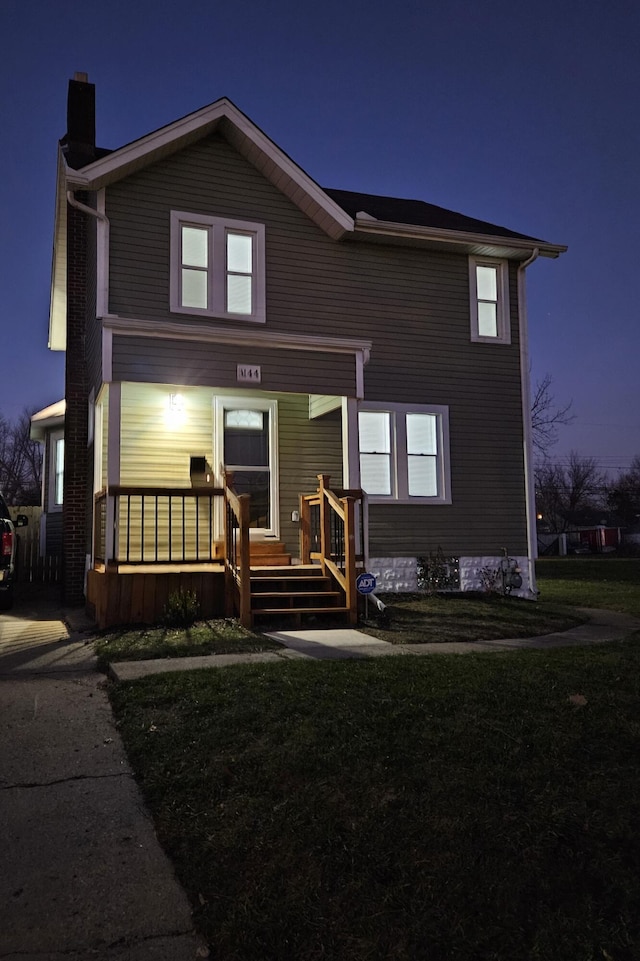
left=162, top=589, right=200, bottom=627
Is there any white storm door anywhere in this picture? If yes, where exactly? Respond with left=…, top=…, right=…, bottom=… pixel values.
left=214, top=396, right=279, bottom=538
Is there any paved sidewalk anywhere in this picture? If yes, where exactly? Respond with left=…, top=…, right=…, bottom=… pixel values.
left=109, top=607, right=640, bottom=681
left=0, top=592, right=207, bottom=960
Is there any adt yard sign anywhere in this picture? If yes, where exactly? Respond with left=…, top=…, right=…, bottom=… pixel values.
left=356, top=573, right=377, bottom=595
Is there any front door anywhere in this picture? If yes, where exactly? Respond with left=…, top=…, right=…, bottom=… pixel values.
left=214, top=396, right=279, bottom=538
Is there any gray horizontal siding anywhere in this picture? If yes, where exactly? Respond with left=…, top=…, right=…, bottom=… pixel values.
left=112, top=337, right=356, bottom=396
left=278, top=395, right=343, bottom=556
left=105, top=132, right=529, bottom=557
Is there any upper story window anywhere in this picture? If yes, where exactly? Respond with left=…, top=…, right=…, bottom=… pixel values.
left=357, top=403, right=451, bottom=504
left=170, top=212, right=266, bottom=323
left=469, top=256, right=510, bottom=344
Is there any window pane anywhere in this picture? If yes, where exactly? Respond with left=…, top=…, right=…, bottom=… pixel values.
left=407, top=413, right=437, bottom=455
left=182, top=268, right=208, bottom=309
left=408, top=455, right=438, bottom=497
left=225, top=410, right=268, bottom=467
left=358, top=411, right=390, bottom=454
left=478, top=302, right=498, bottom=337
left=225, top=410, right=264, bottom=430
left=227, top=275, right=252, bottom=314
left=360, top=453, right=391, bottom=495
left=55, top=438, right=64, bottom=505
left=227, top=232, right=252, bottom=273
left=182, top=226, right=208, bottom=268
left=476, top=264, right=497, bottom=301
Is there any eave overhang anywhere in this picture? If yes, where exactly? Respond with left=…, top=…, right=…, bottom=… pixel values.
left=49, top=146, right=68, bottom=351
left=352, top=216, right=567, bottom=260
left=30, top=399, right=66, bottom=440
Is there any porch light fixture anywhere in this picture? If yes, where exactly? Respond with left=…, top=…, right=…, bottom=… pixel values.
left=166, top=392, right=186, bottom=428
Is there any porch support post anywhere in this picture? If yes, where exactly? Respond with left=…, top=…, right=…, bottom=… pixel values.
left=342, top=396, right=367, bottom=568
left=105, top=383, right=121, bottom=565
left=341, top=397, right=360, bottom=489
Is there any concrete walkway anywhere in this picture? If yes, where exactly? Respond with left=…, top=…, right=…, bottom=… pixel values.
left=0, top=590, right=208, bottom=960
left=109, top=606, right=640, bottom=681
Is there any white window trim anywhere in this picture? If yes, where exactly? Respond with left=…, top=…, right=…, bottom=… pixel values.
left=49, top=430, right=64, bottom=512
left=469, top=256, right=511, bottom=345
left=358, top=402, right=451, bottom=505
left=170, top=211, right=266, bottom=323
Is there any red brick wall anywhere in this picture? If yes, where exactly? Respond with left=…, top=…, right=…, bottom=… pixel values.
left=63, top=199, right=90, bottom=605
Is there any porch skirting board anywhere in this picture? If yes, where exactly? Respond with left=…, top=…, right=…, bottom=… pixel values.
left=87, top=568, right=226, bottom=629
left=368, top=556, right=533, bottom=598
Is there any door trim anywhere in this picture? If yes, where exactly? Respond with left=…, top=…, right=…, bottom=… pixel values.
left=214, top=395, right=279, bottom=539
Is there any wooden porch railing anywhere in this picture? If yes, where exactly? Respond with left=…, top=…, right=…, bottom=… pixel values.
left=93, top=486, right=224, bottom=566
left=223, top=477, right=251, bottom=627
left=92, top=476, right=364, bottom=629
left=299, top=474, right=365, bottom=625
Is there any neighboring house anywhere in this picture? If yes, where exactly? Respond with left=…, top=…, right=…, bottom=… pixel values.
left=29, top=399, right=66, bottom=558
left=44, top=73, right=566, bottom=627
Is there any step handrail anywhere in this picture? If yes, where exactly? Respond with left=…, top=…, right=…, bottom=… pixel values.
left=299, top=474, right=362, bottom=625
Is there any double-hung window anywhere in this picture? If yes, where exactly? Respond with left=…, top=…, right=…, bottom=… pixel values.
left=469, top=256, right=510, bottom=344
left=358, top=403, right=451, bottom=504
left=171, top=212, right=266, bottom=323
left=49, top=430, right=64, bottom=510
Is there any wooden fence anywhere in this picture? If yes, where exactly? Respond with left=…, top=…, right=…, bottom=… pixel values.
left=10, top=506, right=62, bottom=585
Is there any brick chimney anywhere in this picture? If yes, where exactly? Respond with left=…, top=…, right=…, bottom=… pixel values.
left=62, top=72, right=96, bottom=168
left=62, top=72, right=94, bottom=605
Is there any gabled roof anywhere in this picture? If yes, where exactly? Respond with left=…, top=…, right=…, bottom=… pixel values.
left=325, top=188, right=566, bottom=259
left=51, top=95, right=566, bottom=351
left=324, top=189, right=541, bottom=242
left=64, top=98, right=354, bottom=240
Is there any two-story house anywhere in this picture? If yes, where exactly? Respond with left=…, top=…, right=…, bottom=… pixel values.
left=39, top=73, right=565, bottom=628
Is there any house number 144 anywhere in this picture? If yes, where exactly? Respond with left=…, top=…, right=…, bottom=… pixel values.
left=237, top=365, right=261, bottom=384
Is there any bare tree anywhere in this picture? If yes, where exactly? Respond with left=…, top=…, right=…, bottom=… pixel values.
left=530, top=373, right=574, bottom=459
left=0, top=410, right=43, bottom=505
left=535, top=451, right=607, bottom=532
left=607, top=456, right=640, bottom=527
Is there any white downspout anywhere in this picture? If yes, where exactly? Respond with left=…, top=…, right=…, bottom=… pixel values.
left=67, top=189, right=110, bottom=318
left=66, top=190, right=111, bottom=571
left=517, top=247, right=540, bottom=597
left=66, top=190, right=109, bottom=230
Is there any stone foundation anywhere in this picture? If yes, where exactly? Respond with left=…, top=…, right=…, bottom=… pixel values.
left=369, top=555, right=534, bottom=598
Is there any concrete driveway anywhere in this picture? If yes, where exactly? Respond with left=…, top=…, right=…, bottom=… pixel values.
left=0, top=587, right=207, bottom=960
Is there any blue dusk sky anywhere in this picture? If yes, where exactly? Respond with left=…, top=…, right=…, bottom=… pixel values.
left=1, top=0, right=638, bottom=475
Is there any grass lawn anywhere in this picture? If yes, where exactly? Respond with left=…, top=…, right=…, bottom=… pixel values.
left=536, top=558, right=640, bottom=617
left=94, top=591, right=586, bottom=666
left=111, top=642, right=640, bottom=961
left=363, top=592, right=582, bottom=644
left=93, top=619, right=280, bottom=669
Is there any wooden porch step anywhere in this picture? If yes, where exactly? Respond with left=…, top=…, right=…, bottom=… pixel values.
left=251, top=607, right=349, bottom=626
left=251, top=574, right=332, bottom=589
left=252, top=592, right=342, bottom=611
left=213, top=539, right=292, bottom=566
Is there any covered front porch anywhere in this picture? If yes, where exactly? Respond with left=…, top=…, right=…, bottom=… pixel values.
left=87, top=474, right=365, bottom=629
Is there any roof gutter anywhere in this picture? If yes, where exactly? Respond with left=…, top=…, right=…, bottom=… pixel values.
left=354, top=216, right=566, bottom=259
left=517, top=247, right=540, bottom=597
